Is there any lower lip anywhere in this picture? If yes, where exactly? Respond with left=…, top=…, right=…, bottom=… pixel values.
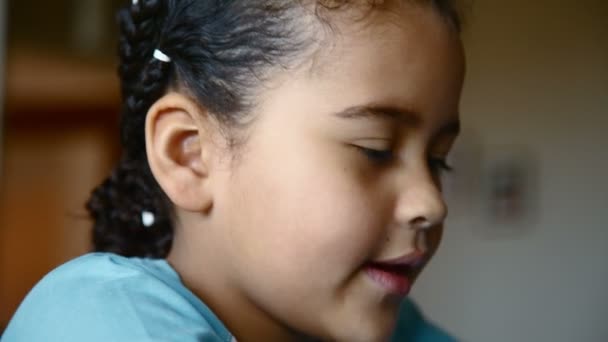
left=364, top=265, right=412, bottom=296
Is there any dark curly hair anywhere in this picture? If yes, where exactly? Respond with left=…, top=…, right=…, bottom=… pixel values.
left=86, top=0, right=462, bottom=259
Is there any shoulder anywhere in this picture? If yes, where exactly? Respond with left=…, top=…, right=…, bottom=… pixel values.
left=391, top=299, right=458, bottom=342
left=2, top=253, right=231, bottom=342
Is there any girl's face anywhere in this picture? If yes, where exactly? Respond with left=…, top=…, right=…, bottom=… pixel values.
left=210, top=4, right=464, bottom=342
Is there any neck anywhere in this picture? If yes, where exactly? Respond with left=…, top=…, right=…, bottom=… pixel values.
left=167, top=228, right=310, bottom=342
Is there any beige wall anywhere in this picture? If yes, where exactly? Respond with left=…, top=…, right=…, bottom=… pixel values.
left=412, top=1, right=608, bottom=341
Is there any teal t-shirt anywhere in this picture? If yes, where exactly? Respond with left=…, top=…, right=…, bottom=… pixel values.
left=1, top=253, right=455, bottom=342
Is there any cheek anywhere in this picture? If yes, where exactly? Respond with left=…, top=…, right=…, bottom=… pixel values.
left=226, top=138, right=388, bottom=284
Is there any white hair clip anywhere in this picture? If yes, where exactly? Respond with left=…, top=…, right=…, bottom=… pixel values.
left=141, top=210, right=156, bottom=228
left=153, top=49, right=171, bottom=63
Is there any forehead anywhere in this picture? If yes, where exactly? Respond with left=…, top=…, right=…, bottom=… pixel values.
left=323, top=7, right=462, bottom=101
left=256, top=4, right=464, bottom=130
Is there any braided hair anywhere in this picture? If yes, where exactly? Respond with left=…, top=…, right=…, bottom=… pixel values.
left=86, top=0, right=462, bottom=259
left=87, top=0, right=174, bottom=258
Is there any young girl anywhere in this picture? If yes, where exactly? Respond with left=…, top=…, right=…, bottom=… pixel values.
left=2, top=0, right=464, bottom=341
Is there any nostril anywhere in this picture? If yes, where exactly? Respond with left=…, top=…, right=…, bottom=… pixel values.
left=410, top=216, right=432, bottom=230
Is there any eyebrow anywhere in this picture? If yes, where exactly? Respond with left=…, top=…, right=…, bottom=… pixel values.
left=332, top=104, right=461, bottom=136
left=438, top=119, right=461, bottom=136
left=333, top=105, right=420, bottom=124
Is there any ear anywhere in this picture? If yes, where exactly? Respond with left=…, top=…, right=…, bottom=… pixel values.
left=145, top=92, right=218, bottom=213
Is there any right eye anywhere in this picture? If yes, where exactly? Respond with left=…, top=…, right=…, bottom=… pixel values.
left=356, top=146, right=395, bottom=165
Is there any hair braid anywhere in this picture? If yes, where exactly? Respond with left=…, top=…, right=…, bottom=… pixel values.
left=87, top=0, right=174, bottom=258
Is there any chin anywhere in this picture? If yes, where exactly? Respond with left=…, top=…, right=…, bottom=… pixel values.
left=332, top=325, right=395, bottom=342
left=326, top=309, right=399, bottom=342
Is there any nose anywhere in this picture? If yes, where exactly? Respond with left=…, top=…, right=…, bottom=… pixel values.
left=393, top=169, right=448, bottom=231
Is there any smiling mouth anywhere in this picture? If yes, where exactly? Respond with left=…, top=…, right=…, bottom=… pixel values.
left=364, top=252, right=427, bottom=297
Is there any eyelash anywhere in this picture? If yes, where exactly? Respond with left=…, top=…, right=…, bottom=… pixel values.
left=428, top=157, right=454, bottom=174
left=358, top=147, right=394, bottom=164
left=357, top=147, right=454, bottom=174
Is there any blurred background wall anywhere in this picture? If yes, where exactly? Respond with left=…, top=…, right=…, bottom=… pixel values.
left=0, top=0, right=5, bottom=173
left=0, top=0, right=606, bottom=341
left=412, top=1, right=608, bottom=341
left=0, top=0, right=124, bottom=330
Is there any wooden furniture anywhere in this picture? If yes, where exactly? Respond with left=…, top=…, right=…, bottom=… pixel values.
left=0, top=49, right=121, bottom=327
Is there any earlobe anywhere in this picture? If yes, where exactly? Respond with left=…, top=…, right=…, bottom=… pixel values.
left=145, top=93, right=215, bottom=213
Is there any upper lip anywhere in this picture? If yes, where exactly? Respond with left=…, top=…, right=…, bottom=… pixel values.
left=371, top=250, right=427, bottom=267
